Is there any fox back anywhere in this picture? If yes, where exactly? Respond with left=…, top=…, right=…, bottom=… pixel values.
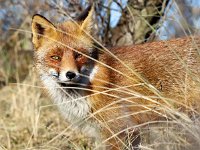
left=32, top=6, right=200, bottom=150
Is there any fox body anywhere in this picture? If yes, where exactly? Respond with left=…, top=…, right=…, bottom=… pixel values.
left=32, top=6, right=200, bottom=150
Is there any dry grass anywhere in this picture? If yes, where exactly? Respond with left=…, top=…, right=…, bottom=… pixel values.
left=0, top=68, right=94, bottom=150
left=1, top=1, right=200, bottom=150
left=0, top=69, right=200, bottom=150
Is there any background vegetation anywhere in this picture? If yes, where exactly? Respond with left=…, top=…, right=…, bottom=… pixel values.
left=0, top=0, right=200, bottom=149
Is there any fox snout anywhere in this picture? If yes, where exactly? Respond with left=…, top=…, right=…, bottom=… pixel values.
left=66, top=71, right=76, bottom=80
left=59, top=69, right=79, bottom=83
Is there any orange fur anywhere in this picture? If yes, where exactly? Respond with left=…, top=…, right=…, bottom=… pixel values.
left=32, top=7, right=200, bottom=150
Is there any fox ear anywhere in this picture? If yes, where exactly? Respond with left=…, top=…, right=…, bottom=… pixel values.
left=32, top=14, right=56, bottom=49
left=77, top=5, right=94, bottom=34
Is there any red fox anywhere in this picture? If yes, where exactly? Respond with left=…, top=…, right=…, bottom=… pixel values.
left=32, top=5, right=200, bottom=150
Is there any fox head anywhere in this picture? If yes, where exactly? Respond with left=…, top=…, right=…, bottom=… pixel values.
left=32, top=6, right=99, bottom=92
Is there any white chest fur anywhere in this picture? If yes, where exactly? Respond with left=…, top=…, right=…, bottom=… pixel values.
left=41, top=74, right=90, bottom=120
left=40, top=73, right=100, bottom=139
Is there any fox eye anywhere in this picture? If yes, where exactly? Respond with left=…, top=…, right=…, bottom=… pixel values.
left=51, top=55, right=61, bottom=61
left=74, top=53, right=83, bottom=60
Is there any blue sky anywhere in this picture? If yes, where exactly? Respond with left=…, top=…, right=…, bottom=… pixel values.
left=110, top=0, right=128, bottom=27
left=157, top=0, right=200, bottom=40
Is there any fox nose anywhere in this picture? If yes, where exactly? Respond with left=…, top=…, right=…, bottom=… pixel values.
left=66, top=71, right=76, bottom=80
